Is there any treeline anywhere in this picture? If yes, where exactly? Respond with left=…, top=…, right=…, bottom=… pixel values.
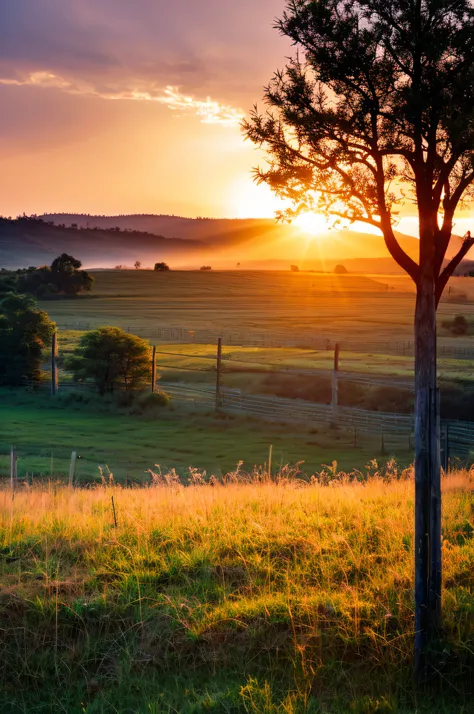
left=0, top=215, right=169, bottom=238
left=0, top=253, right=93, bottom=299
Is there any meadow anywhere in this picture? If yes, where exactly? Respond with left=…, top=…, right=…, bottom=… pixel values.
left=0, top=391, right=411, bottom=484
left=0, top=472, right=473, bottom=713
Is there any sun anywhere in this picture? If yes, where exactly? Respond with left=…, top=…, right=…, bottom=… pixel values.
left=294, top=212, right=329, bottom=235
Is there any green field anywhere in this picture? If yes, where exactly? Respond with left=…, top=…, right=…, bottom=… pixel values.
left=1, top=475, right=472, bottom=712
left=0, top=391, right=411, bottom=484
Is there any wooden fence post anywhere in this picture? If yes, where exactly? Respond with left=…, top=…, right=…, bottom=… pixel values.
left=68, top=451, right=77, bottom=488
left=216, top=337, right=223, bottom=412
left=51, top=330, right=58, bottom=396
left=332, top=343, right=340, bottom=417
left=151, top=346, right=156, bottom=394
left=10, top=445, right=16, bottom=498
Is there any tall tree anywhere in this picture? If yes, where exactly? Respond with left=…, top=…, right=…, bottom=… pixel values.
left=0, top=294, right=55, bottom=385
left=244, top=0, right=474, bottom=677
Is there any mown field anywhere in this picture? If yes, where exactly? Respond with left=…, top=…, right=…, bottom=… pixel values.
left=0, top=474, right=473, bottom=713
left=39, top=270, right=474, bottom=346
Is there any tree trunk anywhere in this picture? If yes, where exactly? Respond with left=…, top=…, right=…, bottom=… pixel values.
left=414, top=273, right=442, bottom=680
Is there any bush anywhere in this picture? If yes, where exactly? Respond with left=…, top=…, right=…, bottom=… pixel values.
left=441, top=314, right=468, bottom=335
left=66, top=327, right=152, bottom=395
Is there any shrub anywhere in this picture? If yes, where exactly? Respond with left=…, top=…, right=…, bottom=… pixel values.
left=441, top=314, right=468, bottom=336
left=65, top=327, right=152, bottom=395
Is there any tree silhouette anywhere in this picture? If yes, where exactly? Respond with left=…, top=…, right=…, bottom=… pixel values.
left=244, top=0, right=474, bottom=676
left=134, top=261, right=141, bottom=270
left=154, top=262, right=170, bottom=272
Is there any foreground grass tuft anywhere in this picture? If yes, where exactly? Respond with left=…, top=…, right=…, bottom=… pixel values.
left=0, top=472, right=473, bottom=712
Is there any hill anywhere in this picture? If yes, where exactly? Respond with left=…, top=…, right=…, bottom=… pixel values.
left=0, top=216, right=205, bottom=269
left=1, top=213, right=468, bottom=271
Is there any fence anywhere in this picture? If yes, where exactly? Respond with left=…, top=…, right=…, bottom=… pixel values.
left=55, top=321, right=474, bottom=360
left=163, top=383, right=474, bottom=463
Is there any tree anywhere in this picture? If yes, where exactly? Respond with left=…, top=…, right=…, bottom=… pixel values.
left=200, top=265, right=212, bottom=271
left=0, top=294, right=55, bottom=385
left=134, top=261, right=141, bottom=270
left=66, top=327, right=151, bottom=395
left=334, top=265, right=348, bottom=275
left=154, top=262, right=170, bottom=272
left=244, top=0, right=474, bottom=676
left=49, top=254, right=93, bottom=295
left=290, top=265, right=299, bottom=272
left=18, top=254, right=93, bottom=297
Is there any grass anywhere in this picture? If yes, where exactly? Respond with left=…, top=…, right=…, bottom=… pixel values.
left=0, top=472, right=473, bottom=712
left=38, top=270, right=474, bottom=347
left=0, top=390, right=412, bottom=484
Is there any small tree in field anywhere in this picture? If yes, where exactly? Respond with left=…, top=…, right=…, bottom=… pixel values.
left=66, top=327, right=151, bottom=395
left=244, top=0, right=474, bottom=675
left=134, top=261, right=141, bottom=270
left=154, top=262, right=170, bottom=272
left=0, top=294, right=55, bottom=385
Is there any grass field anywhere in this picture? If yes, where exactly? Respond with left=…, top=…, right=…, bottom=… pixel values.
left=0, top=391, right=412, bottom=484
left=1, top=473, right=473, bottom=713
left=39, top=270, right=474, bottom=346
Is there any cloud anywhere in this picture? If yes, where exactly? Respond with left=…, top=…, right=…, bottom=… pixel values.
left=0, top=73, right=245, bottom=126
left=0, top=0, right=288, bottom=123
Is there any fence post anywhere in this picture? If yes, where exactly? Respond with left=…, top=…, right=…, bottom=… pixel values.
left=68, top=451, right=77, bottom=488
left=10, top=445, right=16, bottom=498
left=151, top=346, right=156, bottom=394
left=445, top=421, right=450, bottom=472
left=332, top=343, right=340, bottom=417
left=51, top=330, right=58, bottom=396
left=216, top=337, right=223, bottom=412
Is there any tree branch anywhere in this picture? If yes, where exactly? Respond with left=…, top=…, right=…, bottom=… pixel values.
left=436, top=234, right=474, bottom=306
left=382, top=223, right=420, bottom=283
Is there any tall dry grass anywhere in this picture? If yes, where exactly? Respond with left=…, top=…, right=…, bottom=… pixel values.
left=0, top=466, right=473, bottom=712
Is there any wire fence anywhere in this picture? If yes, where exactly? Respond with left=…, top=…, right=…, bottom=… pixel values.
left=55, top=321, right=474, bottom=360
left=163, top=383, right=474, bottom=463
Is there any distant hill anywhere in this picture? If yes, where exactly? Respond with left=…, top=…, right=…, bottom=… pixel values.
left=0, top=217, right=205, bottom=269
left=1, top=213, right=468, bottom=272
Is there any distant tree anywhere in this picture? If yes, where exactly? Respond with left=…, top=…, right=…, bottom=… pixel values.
left=334, top=265, right=348, bottom=275
left=115, top=265, right=123, bottom=270
left=66, top=326, right=151, bottom=395
left=290, top=265, right=299, bottom=272
left=18, top=254, right=93, bottom=298
left=134, top=261, right=141, bottom=270
left=0, top=294, right=55, bottom=385
left=154, top=262, right=170, bottom=272
left=200, top=265, right=212, bottom=271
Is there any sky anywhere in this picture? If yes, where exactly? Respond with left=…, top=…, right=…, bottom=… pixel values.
left=0, top=0, right=295, bottom=219
left=0, top=0, right=472, bottom=236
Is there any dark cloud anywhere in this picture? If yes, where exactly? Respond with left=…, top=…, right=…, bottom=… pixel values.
left=0, top=0, right=289, bottom=106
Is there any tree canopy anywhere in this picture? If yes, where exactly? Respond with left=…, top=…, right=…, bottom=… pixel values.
left=154, top=262, right=170, bottom=272
left=66, top=327, right=152, bottom=395
left=244, top=0, right=474, bottom=299
left=18, top=253, right=93, bottom=298
left=0, top=294, right=55, bottom=385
